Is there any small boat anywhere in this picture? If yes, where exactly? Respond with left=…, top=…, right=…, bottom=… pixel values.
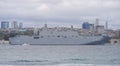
left=22, top=43, right=29, bottom=46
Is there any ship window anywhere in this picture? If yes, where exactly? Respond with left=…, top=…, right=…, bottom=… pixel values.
left=76, top=36, right=78, bottom=38
left=41, top=36, right=44, bottom=38
left=64, top=36, right=67, bottom=38
left=34, top=37, right=39, bottom=39
left=57, top=35, right=60, bottom=38
left=48, top=35, right=50, bottom=37
left=114, top=41, right=118, bottom=43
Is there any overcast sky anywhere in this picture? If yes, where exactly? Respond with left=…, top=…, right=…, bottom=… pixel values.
left=0, top=0, right=120, bottom=29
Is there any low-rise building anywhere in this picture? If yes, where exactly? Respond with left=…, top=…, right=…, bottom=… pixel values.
left=110, top=37, right=120, bottom=44
left=0, top=40, right=9, bottom=44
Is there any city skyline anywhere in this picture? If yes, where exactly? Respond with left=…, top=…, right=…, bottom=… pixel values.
left=0, top=21, right=23, bottom=29
left=0, top=0, right=120, bottom=29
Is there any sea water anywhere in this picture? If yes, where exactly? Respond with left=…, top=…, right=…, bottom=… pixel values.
left=0, top=44, right=120, bottom=66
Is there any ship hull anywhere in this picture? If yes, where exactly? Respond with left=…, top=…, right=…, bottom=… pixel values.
left=9, top=35, right=109, bottom=45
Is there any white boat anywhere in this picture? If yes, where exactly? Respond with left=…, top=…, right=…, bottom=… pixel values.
left=22, top=43, right=29, bottom=46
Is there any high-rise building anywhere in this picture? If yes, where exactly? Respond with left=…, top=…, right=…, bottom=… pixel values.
left=11, top=21, right=18, bottom=28
left=19, top=22, right=23, bottom=28
left=82, top=22, right=90, bottom=30
left=1, top=21, right=9, bottom=29
left=89, top=24, right=94, bottom=32
left=94, top=18, right=99, bottom=32
left=44, top=24, right=47, bottom=28
left=95, top=18, right=99, bottom=26
left=105, top=21, right=108, bottom=29
left=71, top=25, right=73, bottom=29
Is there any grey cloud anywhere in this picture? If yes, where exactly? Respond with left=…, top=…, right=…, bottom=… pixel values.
left=0, top=0, right=120, bottom=29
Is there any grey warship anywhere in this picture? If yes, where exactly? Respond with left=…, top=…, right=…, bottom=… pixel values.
left=9, top=25, right=109, bottom=45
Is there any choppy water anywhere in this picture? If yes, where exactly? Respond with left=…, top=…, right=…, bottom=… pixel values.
left=0, top=44, right=120, bottom=66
